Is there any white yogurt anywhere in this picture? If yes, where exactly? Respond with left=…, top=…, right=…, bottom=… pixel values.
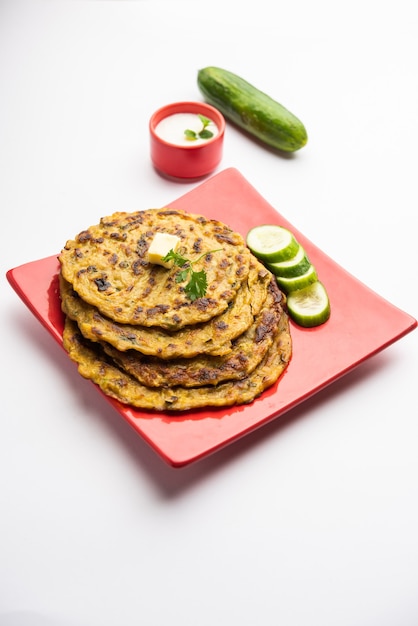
left=154, top=112, right=219, bottom=146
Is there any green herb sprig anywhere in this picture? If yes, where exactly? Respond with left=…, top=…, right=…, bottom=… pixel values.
left=184, top=114, right=214, bottom=142
left=162, top=248, right=222, bottom=301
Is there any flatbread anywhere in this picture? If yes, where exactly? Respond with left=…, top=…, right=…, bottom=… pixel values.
left=62, top=313, right=292, bottom=412
left=59, top=209, right=253, bottom=329
left=59, top=208, right=293, bottom=412
left=100, top=278, right=285, bottom=388
left=59, top=259, right=272, bottom=359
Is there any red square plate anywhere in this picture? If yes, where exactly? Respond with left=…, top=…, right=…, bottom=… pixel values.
left=7, top=168, right=417, bottom=467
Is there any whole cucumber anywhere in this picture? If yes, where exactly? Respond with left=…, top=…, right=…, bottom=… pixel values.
left=197, top=66, right=308, bottom=152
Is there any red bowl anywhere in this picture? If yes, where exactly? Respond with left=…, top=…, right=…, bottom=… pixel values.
left=149, top=101, right=225, bottom=179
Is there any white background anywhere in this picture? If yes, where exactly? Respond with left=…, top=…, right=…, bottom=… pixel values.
left=1, top=1, right=417, bottom=625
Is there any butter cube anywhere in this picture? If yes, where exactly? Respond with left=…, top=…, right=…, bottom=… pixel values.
left=147, top=232, right=181, bottom=268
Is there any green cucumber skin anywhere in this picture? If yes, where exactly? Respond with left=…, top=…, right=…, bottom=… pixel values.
left=197, top=66, right=308, bottom=152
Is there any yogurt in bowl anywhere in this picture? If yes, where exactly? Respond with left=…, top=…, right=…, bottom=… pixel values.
left=154, top=112, right=220, bottom=147
left=149, top=102, right=225, bottom=179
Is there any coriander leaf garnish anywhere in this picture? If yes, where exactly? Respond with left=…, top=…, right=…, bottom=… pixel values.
left=184, top=129, right=197, bottom=141
left=184, top=114, right=214, bottom=142
left=162, top=248, right=189, bottom=269
left=198, top=114, right=211, bottom=126
left=162, top=248, right=222, bottom=301
left=198, top=129, right=214, bottom=139
left=185, top=269, right=207, bottom=300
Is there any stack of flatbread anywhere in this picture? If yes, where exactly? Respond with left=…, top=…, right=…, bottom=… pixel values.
left=58, top=209, right=292, bottom=412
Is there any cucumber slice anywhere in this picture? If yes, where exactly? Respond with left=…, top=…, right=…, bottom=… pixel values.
left=246, top=224, right=299, bottom=263
left=275, top=263, right=318, bottom=293
left=287, top=281, right=330, bottom=327
left=267, top=245, right=311, bottom=278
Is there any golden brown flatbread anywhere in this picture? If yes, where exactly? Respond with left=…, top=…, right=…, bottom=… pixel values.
left=62, top=313, right=292, bottom=412
left=100, top=278, right=285, bottom=388
left=59, top=209, right=253, bottom=330
left=59, top=259, right=272, bottom=359
left=59, top=208, right=293, bottom=413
